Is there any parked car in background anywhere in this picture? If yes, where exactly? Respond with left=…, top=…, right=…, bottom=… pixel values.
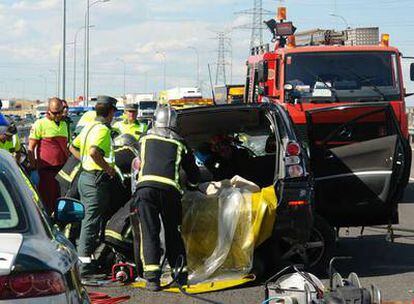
left=0, top=151, right=89, bottom=303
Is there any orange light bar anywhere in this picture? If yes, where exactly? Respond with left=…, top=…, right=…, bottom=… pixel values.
left=288, top=200, right=308, bottom=207
left=381, top=33, right=390, bottom=47
left=277, top=7, right=287, bottom=21
left=287, top=35, right=296, bottom=48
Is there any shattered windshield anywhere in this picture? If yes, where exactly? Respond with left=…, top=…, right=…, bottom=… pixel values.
left=285, top=51, right=401, bottom=102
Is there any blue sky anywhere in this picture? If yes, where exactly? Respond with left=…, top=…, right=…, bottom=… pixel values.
left=0, top=0, right=413, bottom=102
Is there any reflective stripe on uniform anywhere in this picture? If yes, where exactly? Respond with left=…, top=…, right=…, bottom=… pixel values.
left=138, top=221, right=161, bottom=273
left=105, top=229, right=123, bottom=242
left=138, top=134, right=186, bottom=192
left=58, top=163, right=81, bottom=182
left=12, top=134, right=17, bottom=147
left=142, top=134, right=187, bottom=153
left=144, top=264, right=161, bottom=272
left=138, top=175, right=181, bottom=192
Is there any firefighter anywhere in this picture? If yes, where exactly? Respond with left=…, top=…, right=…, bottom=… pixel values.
left=0, top=124, right=21, bottom=163
left=112, top=103, right=148, bottom=140
left=132, top=105, right=200, bottom=291
left=69, top=95, right=117, bottom=277
left=28, top=97, right=69, bottom=214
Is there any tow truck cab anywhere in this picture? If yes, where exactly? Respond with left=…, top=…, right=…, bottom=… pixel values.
left=245, top=8, right=413, bottom=228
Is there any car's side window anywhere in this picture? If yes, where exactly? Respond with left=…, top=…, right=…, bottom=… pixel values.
left=17, top=167, right=54, bottom=238
left=0, top=180, right=19, bottom=229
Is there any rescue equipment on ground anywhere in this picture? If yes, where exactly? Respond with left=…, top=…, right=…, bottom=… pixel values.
left=112, top=262, right=136, bottom=283
left=264, top=258, right=381, bottom=304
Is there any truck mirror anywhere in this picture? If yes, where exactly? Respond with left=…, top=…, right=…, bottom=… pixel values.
left=411, top=63, right=414, bottom=81
left=258, top=61, right=268, bottom=82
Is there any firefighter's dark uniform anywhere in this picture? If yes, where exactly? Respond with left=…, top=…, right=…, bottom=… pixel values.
left=133, top=127, right=199, bottom=284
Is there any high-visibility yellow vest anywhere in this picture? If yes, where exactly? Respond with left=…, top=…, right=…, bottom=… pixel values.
left=112, top=120, right=148, bottom=140
left=76, top=111, right=97, bottom=128
left=72, top=121, right=114, bottom=171
left=29, top=117, right=69, bottom=167
left=30, top=117, right=68, bottom=139
left=0, top=134, right=21, bottom=153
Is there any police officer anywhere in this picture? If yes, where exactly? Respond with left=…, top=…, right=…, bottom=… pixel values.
left=0, top=124, right=21, bottom=162
left=69, top=95, right=117, bottom=277
left=132, top=106, right=199, bottom=291
left=112, top=103, right=148, bottom=140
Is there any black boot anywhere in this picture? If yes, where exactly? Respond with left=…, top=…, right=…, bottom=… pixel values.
left=146, top=279, right=161, bottom=292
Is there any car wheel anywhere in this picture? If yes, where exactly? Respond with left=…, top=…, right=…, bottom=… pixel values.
left=305, top=215, right=335, bottom=274
left=279, top=214, right=335, bottom=275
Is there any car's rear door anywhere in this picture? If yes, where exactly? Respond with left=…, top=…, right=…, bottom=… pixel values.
left=305, top=103, right=409, bottom=227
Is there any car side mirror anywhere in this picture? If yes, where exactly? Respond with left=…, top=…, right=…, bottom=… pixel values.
left=410, top=63, right=414, bottom=81
left=55, top=198, right=85, bottom=223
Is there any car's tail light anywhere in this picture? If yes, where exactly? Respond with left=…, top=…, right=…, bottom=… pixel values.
left=288, top=165, right=304, bottom=178
left=285, top=141, right=305, bottom=178
left=285, top=155, right=301, bottom=165
left=286, top=142, right=301, bottom=156
left=0, top=271, right=66, bottom=300
left=288, top=200, right=309, bottom=207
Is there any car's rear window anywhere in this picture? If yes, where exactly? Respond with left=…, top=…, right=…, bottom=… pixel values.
left=0, top=179, right=19, bottom=229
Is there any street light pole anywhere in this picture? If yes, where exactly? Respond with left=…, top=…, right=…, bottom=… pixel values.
left=49, top=69, right=59, bottom=97
left=188, top=47, right=200, bottom=88
left=329, top=13, right=349, bottom=29
left=84, top=0, right=110, bottom=106
left=58, top=48, right=62, bottom=98
left=62, top=0, right=67, bottom=100
left=144, top=71, right=148, bottom=92
left=156, top=51, right=166, bottom=90
left=14, top=79, right=25, bottom=100
left=117, top=58, right=126, bottom=97
left=84, top=0, right=90, bottom=105
left=39, top=75, right=48, bottom=101
left=74, top=25, right=94, bottom=102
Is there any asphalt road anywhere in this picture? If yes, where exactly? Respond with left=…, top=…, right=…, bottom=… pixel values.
left=89, top=156, right=414, bottom=304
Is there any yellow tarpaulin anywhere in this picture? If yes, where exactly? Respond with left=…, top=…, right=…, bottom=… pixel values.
left=132, top=178, right=277, bottom=293
left=132, top=274, right=256, bottom=294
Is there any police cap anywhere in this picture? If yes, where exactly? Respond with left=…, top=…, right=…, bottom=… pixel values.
left=125, top=103, right=138, bottom=111
left=96, top=95, right=118, bottom=110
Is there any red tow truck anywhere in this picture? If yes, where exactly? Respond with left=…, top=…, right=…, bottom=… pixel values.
left=245, top=7, right=413, bottom=232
